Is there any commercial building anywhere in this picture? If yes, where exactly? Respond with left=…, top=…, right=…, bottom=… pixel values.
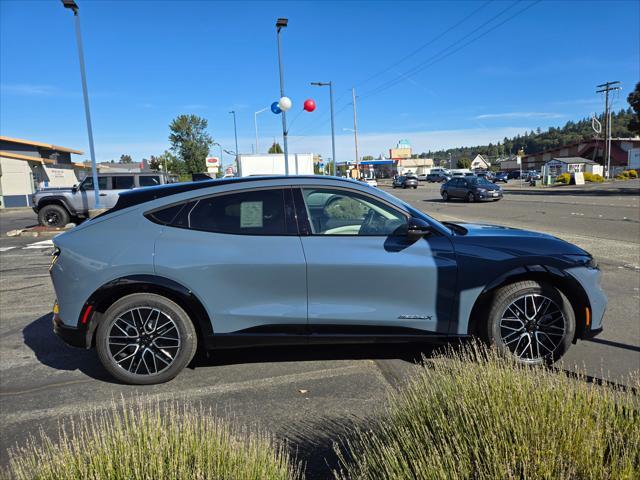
left=542, top=157, right=604, bottom=178
left=0, top=136, right=86, bottom=208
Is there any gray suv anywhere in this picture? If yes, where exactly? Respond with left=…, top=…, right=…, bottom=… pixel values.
left=33, top=172, right=174, bottom=227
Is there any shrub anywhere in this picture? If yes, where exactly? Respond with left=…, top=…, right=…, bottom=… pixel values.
left=335, top=343, right=640, bottom=480
left=6, top=398, right=302, bottom=480
left=584, top=172, right=604, bottom=183
left=555, top=172, right=571, bottom=184
left=626, top=169, right=638, bottom=178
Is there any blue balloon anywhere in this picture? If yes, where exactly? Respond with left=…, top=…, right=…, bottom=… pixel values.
left=271, top=101, right=282, bottom=114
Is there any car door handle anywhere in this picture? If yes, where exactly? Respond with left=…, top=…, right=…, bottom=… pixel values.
left=99, top=193, right=107, bottom=196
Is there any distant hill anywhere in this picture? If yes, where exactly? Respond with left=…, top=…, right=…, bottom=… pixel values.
left=421, top=108, right=635, bottom=164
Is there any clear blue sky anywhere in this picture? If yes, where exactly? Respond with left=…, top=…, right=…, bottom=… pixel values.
left=1, top=0, right=638, bottom=166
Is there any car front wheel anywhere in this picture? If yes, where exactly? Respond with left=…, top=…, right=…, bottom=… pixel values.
left=38, top=204, right=70, bottom=228
left=442, top=191, right=449, bottom=201
left=482, top=281, right=575, bottom=364
left=466, top=192, right=475, bottom=202
left=95, top=293, right=198, bottom=384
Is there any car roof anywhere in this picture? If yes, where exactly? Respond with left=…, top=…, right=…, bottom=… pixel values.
left=111, top=175, right=362, bottom=212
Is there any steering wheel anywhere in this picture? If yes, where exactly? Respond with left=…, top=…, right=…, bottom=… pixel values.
left=360, top=208, right=382, bottom=235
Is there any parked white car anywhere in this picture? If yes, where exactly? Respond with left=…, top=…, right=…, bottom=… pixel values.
left=362, top=178, right=378, bottom=187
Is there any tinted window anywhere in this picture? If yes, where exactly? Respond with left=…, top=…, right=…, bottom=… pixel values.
left=82, top=176, right=109, bottom=190
left=113, top=176, right=135, bottom=189
left=302, top=188, right=406, bottom=236
left=177, top=189, right=289, bottom=235
left=146, top=203, right=185, bottom=225
left=139, top=175, right=160, bottom=187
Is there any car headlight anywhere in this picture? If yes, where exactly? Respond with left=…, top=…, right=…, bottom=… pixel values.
left=563, top=254, right=598, bottom=269
left=476, top=188, right=486, bottom=193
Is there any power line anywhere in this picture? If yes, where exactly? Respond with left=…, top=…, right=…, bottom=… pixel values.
left=362, top=1, right=540, bottom=100
left=355, top=0, right=494, bottom=89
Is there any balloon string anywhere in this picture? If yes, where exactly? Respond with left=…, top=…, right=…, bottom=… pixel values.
left=286, top=109, right=305, bottom=134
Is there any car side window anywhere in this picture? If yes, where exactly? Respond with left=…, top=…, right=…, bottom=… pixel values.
left=113, top=176, right=135, bottom=190
left=154, top=189, right=291, bottom=235
left=139, top=176, right=160, bottom=187
left=81, top=176, right=109, bottom=190
left=302, top=188, right=406, bottom=236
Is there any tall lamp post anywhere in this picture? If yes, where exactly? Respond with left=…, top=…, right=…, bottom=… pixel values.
left=61, top=0, right=101, bottom=208
left=310, top=81, right=336, bottom=176
left=275, top=18, right=289, bottom=175
left=229, top=110, right=239, bottom=173
left=254, top=107, right=268, bottom=154
left=213, top=142, right=225, bottom=175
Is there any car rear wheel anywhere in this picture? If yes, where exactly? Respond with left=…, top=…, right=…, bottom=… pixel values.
left=441, top=191, right=449, bottom=202
left=482, top=281, right=575, bottom=364
left=96, top=293, right=197, bottom=384
left=38, top=204, right=70, bottom=228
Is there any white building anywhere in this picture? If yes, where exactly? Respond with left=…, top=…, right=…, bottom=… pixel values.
left=0, top=136, right=85, bottom=208
left=542, top=157, right=604, bottom=177
left=470, top=154, right=490, bottom=170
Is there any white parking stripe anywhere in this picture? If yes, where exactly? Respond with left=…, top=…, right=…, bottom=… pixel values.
left=0, top=247, right=17, bottom=252
left=23, top=240, right=54, bottom=249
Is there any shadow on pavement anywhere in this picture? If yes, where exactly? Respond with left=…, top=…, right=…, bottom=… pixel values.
left=22, top=313, right=116, bottom=383
left=193, top=342, right=441, bottom=369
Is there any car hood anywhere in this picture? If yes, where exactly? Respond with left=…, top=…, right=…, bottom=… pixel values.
left=35, top=187, right=74, bottom=194
left=448, top=222, right=589, bottom=256
left=473, top=183, right=500, bottom=190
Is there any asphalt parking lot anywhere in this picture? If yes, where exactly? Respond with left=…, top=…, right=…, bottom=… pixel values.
left=1, top=179, right=639, bottom=478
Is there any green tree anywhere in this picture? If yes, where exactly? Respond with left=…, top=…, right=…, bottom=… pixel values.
left=362, top=155, right=374, bottom=161
left=268, top=142, right=283, bottom=154
left=169, top=115, right=213, bottom=174
left=119, top=154, right=133, bottom=164
left=628, top=82, right=640, bottom=135
left=457, top=157, right=471, bottom=169
left=149, top=150, right=184, bottom=174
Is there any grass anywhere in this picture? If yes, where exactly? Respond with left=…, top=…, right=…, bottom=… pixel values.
left=334, top=343, right=640, bottom=480
left=5, top=398, right=302, bottom=480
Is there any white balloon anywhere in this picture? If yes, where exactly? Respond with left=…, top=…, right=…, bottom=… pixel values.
left=278, top=96, right=292, bottom=112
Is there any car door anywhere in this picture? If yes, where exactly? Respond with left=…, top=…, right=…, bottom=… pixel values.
left=296, top=186, right=456, bottom=335
left=154, top=187, right=308, bottom=336
left=79, top=175, right=110, bottom=211
left=109, top=175, right=135, bottom=208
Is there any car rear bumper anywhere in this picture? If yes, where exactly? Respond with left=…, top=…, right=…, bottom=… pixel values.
left=53, top=313, right=89, bottom=348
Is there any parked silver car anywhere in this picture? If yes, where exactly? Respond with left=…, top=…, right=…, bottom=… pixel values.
left=33, top=172, right=175, bottom=227
left=50, top=176, right=605, bottom=384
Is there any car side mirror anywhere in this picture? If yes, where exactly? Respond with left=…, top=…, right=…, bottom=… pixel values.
left=407, top=217, right=432, bottom=241
left=72, top=184, right=78, bottom=193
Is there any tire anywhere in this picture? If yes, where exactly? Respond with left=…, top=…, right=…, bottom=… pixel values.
left=38, top=204, right=70, bottom=228
left=481, top=281, right=575, bottom=365
left=466, top=192, right=475, bottom=203
left=441, top=191, right=449, bottom=202
left=413, top=186, right=418, bottom=189
left=95, top=293, right=198, bottom=385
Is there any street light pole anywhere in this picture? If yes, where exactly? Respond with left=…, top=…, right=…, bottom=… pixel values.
left=229, top=110, right=239, bottom=173
left=276, top=18, right=289, bottom=175
left=61, top=0, right=101, bottom=209
left=254, top=107, right=268, bottom=154
left=311, top=81, right=337, bottom=176
left=352, top=87, right=360, bottom=179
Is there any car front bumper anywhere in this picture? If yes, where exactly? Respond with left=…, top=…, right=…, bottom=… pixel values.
left=475, top=191, right=503, bottom=201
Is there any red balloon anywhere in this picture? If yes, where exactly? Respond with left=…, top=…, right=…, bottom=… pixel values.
left=303, top=99, right=316, bottom=112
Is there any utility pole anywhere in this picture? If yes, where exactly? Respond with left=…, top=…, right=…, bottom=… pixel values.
left=310, top=81, right=337, bottom=176
left=596, top=81, right=621, bottom=178
left=352, top=87, right=360, bottom=179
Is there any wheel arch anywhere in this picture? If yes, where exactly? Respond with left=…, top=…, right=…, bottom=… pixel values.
left=83, top=275, right=214, bottom=350
left=37, top=196, right=75, bottom=215
left=467, top=265, right=591, bottom=342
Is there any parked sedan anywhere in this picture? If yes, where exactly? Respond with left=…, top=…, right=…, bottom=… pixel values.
left=50, top=176, right=605, bottom=384
left=392, top=175, right=419, bottom=189
left=493, top=172, right=509, bottom=183
left=441, top=176, right=503, bottom=202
